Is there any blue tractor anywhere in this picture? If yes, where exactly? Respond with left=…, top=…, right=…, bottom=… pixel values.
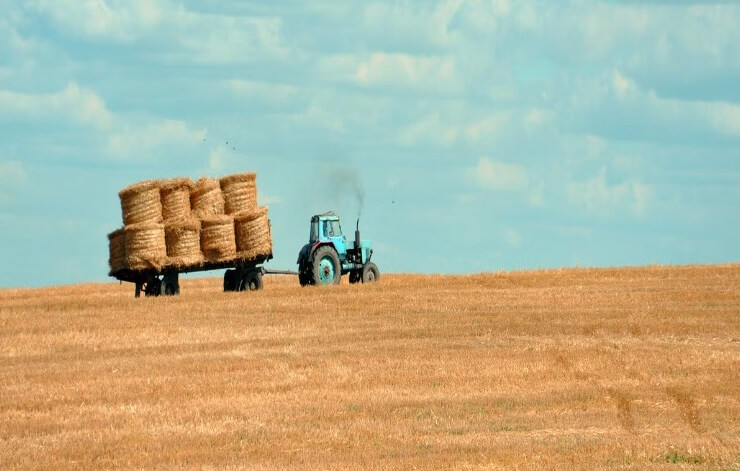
left=297, top=211, right=379, bottom=286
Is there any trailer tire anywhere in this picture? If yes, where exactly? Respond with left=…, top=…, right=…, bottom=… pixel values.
left=239, top=271, right=263, bottom=291
left=224, top=269, right=238, bottom=292
left=145, top=278, right=162, bottom=297
left=163, top=273, right=179, bottom=296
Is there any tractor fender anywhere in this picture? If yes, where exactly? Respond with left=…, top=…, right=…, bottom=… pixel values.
left=309, top=241, right=336, bottom=261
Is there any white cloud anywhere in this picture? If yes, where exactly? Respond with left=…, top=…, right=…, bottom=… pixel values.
left=399, top=112, right=459, bottom=147
left=206, top=146, right=229, bottom=174
left=468, top=157, right=528, bottom=191
left=355, top=53, right=458, bottom=91
left=464, top=114, right=509, bottom=143
left=502, top=227, right=521, bottom=248
left=362, top=1, right=463, bottom=49
left=227, top=79, right=298, bottom=104
left=176, top=16, right=288, bottom=64
left=567, top=167, right=649, bottom=216
left=573, top=70, right=740, bottom=144
left=0, top=161, right=25, bottom=204
left=612, top=70, right=632, bottom=96
left=28, top=0, right=164, bottom=41
left=259, top=193, right=282, bottom=206
left=107, top=119, right=206, bottom=160
left=0, top=82, right=113, bottom=129
left=28, top=0, right=289, bottom=64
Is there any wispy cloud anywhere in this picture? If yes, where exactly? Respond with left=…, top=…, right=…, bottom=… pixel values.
left=0, top=82, right=113, bottom=129
left=467, top=158, right=528, bottom=191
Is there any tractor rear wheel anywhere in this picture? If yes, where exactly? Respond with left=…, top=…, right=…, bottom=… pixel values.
left=311, top=246, right=341, bottom=286
left=362, top=262, right=379, bottom=283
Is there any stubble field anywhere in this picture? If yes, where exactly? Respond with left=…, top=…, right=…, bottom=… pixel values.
left=1, top=265, right=739, bottom=469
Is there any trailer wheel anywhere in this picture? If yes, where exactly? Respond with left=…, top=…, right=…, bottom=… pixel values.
left=362, top=262, right=379, bottom=283
left=223, top=269, right=238, bottom=292
left=163, top=273, right=179, bottom=296
left=145, top=278, right=162, bottom=297
left=239, top=271, right=263, bottom=291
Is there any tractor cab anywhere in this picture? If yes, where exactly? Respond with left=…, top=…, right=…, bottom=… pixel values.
left=308, top=213, right=349, bottom=259
left=297, top=211, right=378, bottom=286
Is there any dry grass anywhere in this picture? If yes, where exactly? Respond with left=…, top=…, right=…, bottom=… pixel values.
left=1, top=264, right=738, bottom=470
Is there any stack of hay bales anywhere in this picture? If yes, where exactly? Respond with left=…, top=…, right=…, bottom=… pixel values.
left=107, top=172, right=273, bottom=275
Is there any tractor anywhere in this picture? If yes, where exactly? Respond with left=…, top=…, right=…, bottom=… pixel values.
left=297, top=211, right=379, bottom=286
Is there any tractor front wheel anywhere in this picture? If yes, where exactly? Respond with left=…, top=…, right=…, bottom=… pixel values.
left=349, top=270, right=361, bottom=284
left=362, top=262, right=379, bottom=283
left=311, top=246, right=341, bottom=286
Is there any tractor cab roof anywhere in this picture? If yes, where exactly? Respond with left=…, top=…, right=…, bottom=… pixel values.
left=311, top=211, right=340, bottom=222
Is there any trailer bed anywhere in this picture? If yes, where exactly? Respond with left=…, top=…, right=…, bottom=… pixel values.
left=110, top=254, right=276, bottom=297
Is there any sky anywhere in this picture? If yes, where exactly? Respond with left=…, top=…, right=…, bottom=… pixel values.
left=1, top=0, right=739, bottom=287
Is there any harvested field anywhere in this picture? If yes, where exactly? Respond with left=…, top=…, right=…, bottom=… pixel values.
left=0, top=264, right=738, bottom=469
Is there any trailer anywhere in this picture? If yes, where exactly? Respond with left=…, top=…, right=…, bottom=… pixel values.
left=108, top=211, right=377, bottom=297
left=110, top=254, right=296, bottom=298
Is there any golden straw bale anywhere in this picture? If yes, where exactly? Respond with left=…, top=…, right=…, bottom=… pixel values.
left=160, top=178, right=192, bottom=222
left=107, top=228, right=126, bottom=273
left=164, top=219, right=203, bottom=269
left=200, top=215, right=236, bottom=262
left=119, top=180, right=163, bottom=225
left=190, top=177, right=225, bottom=218
left=125, top=222, right=167, bottom=271
left=234, top=207, right=273, bottom=261
left=220, top=172, right=257, bottom=215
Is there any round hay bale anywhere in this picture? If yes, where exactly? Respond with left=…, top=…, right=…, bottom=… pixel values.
left=107, top=228, right=126, bottom=273
left=119, top=180, right=163, bottom=225
left=190, top=177, right=225, bottom=218
left=125, top=222, right=166, bottom=271
left=164, top=219, right=203, bottom=269
left=220, top=172, right=257, bottom=215
left=200, top=215, right=236, bottom=262
left=234, top=207, right=273, bottom=261
left=160, top=178, right=192, bottom=222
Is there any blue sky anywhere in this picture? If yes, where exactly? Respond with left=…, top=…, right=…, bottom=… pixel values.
left=1, top=0, right=739, bottom=287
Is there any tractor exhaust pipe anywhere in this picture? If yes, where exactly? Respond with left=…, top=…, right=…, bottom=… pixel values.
left=355, top=218, right=361, bottom=257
